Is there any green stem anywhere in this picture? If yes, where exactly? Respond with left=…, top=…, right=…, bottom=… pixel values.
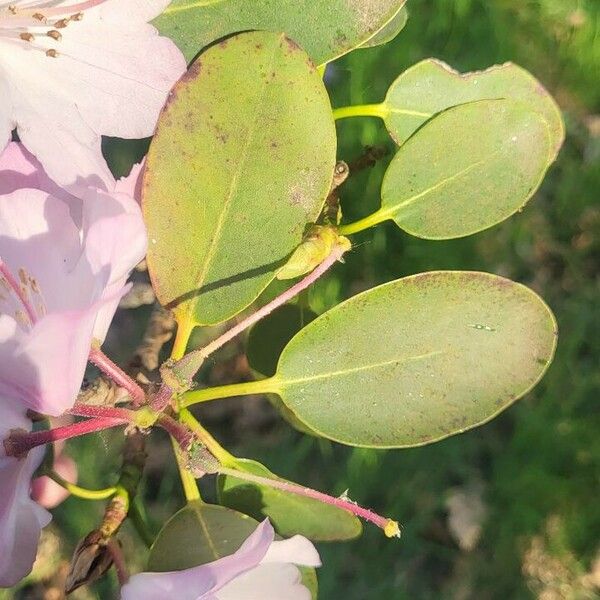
left=180, top=378, right=278, bottom=409
left=332, top=103, right=388, bottom=121
left=171, top=436, right=201, bottom=502
left=171, top=318, right=195, bottom=361
left=179, top=409, right=236, bottom=466
left=338, top=209, right=388, bottom=236
left=46, top=471, right=117, bottom=501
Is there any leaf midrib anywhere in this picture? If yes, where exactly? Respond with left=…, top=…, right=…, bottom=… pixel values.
left=278, top=349, right=444, bottom=388
left=183, top=36, right=283, bottom=324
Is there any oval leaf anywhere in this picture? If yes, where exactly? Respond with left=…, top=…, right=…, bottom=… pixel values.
left=271, top=271, right=557, bottom=448
left=148, top=502, right=318, bottom=598
left=155, top=0, right=407, bottom=65
left=148, top=502, right=258, bottom=571
left=143, top=31, right=336, bottom=325
left=218, top=458, right=362, bottom=541
left=378, top=99, right=551, bottom=239
left=382, top=59, right=564, bottom=158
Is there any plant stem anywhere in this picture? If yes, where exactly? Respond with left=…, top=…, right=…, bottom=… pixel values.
left=171, top=318, right=195, bottom=361
left=218, top=466, right=401, bottom=538
left=46, top=471, right=117, bottom=501
left=159, top=245, right=347, bottom=410
left=171, top=436, right=200, bottom=502
left=88, top=347, right=146, bottom=406
left=338, top=209, right=387, bottom=236
left=156, top=413, right=194, bottom=451
left=69, top=404, right=139, bottom=422
left=4, top=418, right=128, bottom=457
left=179, top=409, right=236, bottom=466
left=180, top=379, right=277, bottom=409
left=332, top=103, right=388, bottom=121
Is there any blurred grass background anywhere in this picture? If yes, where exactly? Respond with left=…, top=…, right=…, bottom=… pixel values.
left=6, top=1, right=599, bottom=598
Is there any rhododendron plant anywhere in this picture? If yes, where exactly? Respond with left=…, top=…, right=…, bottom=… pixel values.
left=121, top=519, right=320, bottom=600
left=0, top=1, right=564, bottom=596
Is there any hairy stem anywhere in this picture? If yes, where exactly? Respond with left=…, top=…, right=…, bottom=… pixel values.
left=218, top=466, right=401, bottom=538
left=4, top=418, right=128, bottom=457
left=152, top=245, right=348, bottom=415
left=179, top=409, right=236, bottom=466
left=89, top=347, right=146, bottom=406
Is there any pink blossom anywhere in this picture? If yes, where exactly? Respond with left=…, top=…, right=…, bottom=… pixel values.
left=0, top=403, right=50, bottom=588
left=0, top=0, right=186, bottom=188
left=0, top=143, right=147, bottom=416
left=121, top=519, right=321, bottom=600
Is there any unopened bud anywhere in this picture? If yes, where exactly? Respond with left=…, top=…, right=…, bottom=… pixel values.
left=65, top=530, right=113, bottom=594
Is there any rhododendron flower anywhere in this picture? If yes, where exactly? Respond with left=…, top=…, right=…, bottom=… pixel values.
left=121, top=519, right=321, bottom=600
left=0, top=0, right=186, bottom=188
left=0, top=403, right=50, bottom=587
left=0, top=143, right=147, bottom=416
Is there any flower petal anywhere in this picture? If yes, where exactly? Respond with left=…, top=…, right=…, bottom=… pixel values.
left=1, top=4, right=185, bottom=187
left=262, top=536, right=322, bottom=568
left=0, top=405, right=50, bottom=587
left=215, top=564, right=310, bottom=600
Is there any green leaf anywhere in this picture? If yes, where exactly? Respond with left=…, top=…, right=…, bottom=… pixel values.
left=375, top=99, right=552, bottom=240
left=247, top=304, right=318, bottom=377
left=382, top=59, right=564, bottom=158
left=360, top=6, right=408, bottom=48
left=143, top=31, right=336, bottom=326
left=270, top=271, right=557, bottom=448
left=155, top=0, right=407, bottom=66
left=148, top=501, right=319, bottom=598
left=218, top=458, right=362, bottom=541
left=148, top=502, right=258, bottom=571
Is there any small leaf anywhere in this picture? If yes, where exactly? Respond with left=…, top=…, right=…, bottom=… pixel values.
left=360, top=6, right=408, bottom=48
left=382, top=59, right=564, bottom=158
left=148, top=502, right=258, bottom=571
left=143, top=31, right=336, bottom=326
left=218, top=458, right=362, bottom=541
left=271, top=271, right=557, bottom=448
left=155, top=0, right=407, bottom=65
left=247, top=304, right=318, bottom=378
left=378, top=99, right=551, bottom=239
left=148, top=501, right=319, bottom=598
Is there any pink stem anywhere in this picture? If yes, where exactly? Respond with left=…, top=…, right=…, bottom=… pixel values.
left=218, top=466, right=401, bottom=538
left=0, top=259, right=37, bottom=324
left=200, top=246, right=346, bottom=359
left=68, top=404, right=138, bottom=421
left=88, top=347, right=146, bottom=406
left=4, top=417, right=128, bottom=457
left=151, top=245, right=347, bottom=412
left=156, top=414, right=194, bottom=451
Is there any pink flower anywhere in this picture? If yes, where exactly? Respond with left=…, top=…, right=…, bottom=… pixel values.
left=0, top=403, right=50, bottom=588
left=121, top=519, right=321, bottom=600
left=0, top=143, right=147, bottom=416
left=0, top=0, right=186, bottom=188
